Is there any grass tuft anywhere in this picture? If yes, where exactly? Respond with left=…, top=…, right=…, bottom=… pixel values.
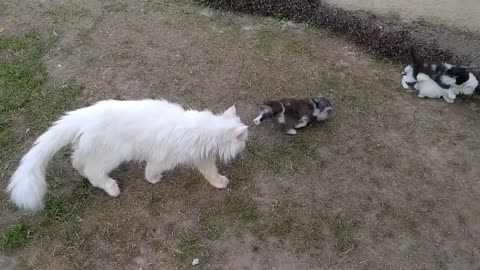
left=0, top=31, right=82, bottom=160
left=331, top=216, right=358, bottom=254
left=178, top=229, right=212, bottom=266
left=44, top=196, right=77, bottom=222
left=226, top=195, right=258, bottom=223
left=199, top=207, right=224, bottom=240
left=75, top=179, right=92, bottom=200
left=269, top=215, right=295, bottom=237
left=0, top=223, right=31, bottom=250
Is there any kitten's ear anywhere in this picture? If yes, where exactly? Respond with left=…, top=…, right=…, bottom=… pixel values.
left=233, top=125, right=248, bottom=141
left=312, top=96, right=323, bottom=103
left=260, top=104, right=272, bottom=110
left=223, top=105, right=237, bottom=118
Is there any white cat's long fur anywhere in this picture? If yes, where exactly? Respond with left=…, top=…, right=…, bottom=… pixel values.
left=7, top=99, right=248, bottom=211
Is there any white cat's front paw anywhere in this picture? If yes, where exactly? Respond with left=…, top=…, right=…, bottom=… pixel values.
left=146, top=175, right=162, bottom=184
left=448, top=91, right=456, bottom=100
left=209, top=175, right=229, bottom=189
left=105, top=181, right=120, bottom=197
left=253, top=117, right=261, bottom=125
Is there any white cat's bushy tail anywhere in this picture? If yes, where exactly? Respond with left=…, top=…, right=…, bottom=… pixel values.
left=7, top=114, right=81, bottom=211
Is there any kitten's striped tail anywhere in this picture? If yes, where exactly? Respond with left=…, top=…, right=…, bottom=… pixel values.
left=410, top=46, right=423, bottom=67
left=253, top=101, right=282, bottom=125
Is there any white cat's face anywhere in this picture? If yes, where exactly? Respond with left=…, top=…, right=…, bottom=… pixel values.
left=230, top=125, right=248, bottom=157
left=220, top=105, right=248, bottom=162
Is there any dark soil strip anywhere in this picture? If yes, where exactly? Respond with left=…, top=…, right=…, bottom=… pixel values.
left=207, top=0, right=480, bottom=91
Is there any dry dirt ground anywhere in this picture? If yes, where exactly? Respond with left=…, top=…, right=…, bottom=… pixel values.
left=1, top=0, right=480, bottom=269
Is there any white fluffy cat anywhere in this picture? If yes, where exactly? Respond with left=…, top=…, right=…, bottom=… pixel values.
left=7, top=99, right=249, bottom=211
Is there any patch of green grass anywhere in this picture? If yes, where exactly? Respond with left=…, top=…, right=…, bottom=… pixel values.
left=246, top=140, right=263, bottom=156
left=228, top=157, right=254, bottom=191
left=270, top=215, right=295, bottom=237
left=75, top=179, right=91, bottom=200
left=198, top=0, right=212, bottom=7
left=149, top=193, right=161, bottom=204
left=331, top=217, right=357, bottom=254
left=226, top=195, right=258, bottom=223
left=0, top=31, right=83, bottom=160
left=46, top=165, right=67, bottom=191
left=199, top=207, right=224, bottom=240
left=178, top=229, right=211, bottom=266
left=44, top=196, right=77, bottom=222
left=275, top=11, right=288, bottom=21
left=179, top=171, right=201, bottom=193
left=0, top=223, right=31, bottom=250
left=64, top=229, right=80, bottom=245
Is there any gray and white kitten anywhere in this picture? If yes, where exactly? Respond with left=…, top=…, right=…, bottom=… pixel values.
left=253, top=97, right=332, bottom=135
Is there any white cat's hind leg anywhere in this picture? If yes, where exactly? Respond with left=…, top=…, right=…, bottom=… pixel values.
left=84, top=173, right=120, bottom=197
left=71, top=150, right=86, bottom=178
left=83, top=158, right=122, bottom=197
left=145, top=160, right=175, bottom=184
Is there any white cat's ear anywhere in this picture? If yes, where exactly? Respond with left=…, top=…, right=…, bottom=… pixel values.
left=233, top=125, right=248, bottom=141
left=223, top=105, right=237, bottom=118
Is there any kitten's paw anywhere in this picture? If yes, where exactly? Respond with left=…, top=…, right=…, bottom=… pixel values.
left=105, top=181, right=120, bottom=197
left=444, top=97, right=455, bottom=104
left=285, top=129, right=297, bottom=135
left=146, top=175, right=163, bottom=184
left=448, top=92, right=456, bottom=100
left=209, top=175, right=229, bottom=189
left=253, top=117, right=261, bottom=125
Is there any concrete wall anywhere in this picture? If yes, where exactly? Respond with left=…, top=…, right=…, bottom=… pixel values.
left=324, top=0, right=480, bottom=32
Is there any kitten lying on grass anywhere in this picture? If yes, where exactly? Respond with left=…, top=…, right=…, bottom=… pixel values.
left=401, top=47, right=478, bottom=103
left=253, top=96, right=332, bottom=135
left=8, top=99, right=248, bottom=211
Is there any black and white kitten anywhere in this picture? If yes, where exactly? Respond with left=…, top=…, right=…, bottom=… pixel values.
left=253, top=97, right=332, bottom=135
left=401, top=47, right=478, bottom=103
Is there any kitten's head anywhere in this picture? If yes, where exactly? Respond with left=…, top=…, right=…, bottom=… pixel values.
left=312, top=96, right=333, bottom=121
left=219, top=105, right=248, bottom=162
